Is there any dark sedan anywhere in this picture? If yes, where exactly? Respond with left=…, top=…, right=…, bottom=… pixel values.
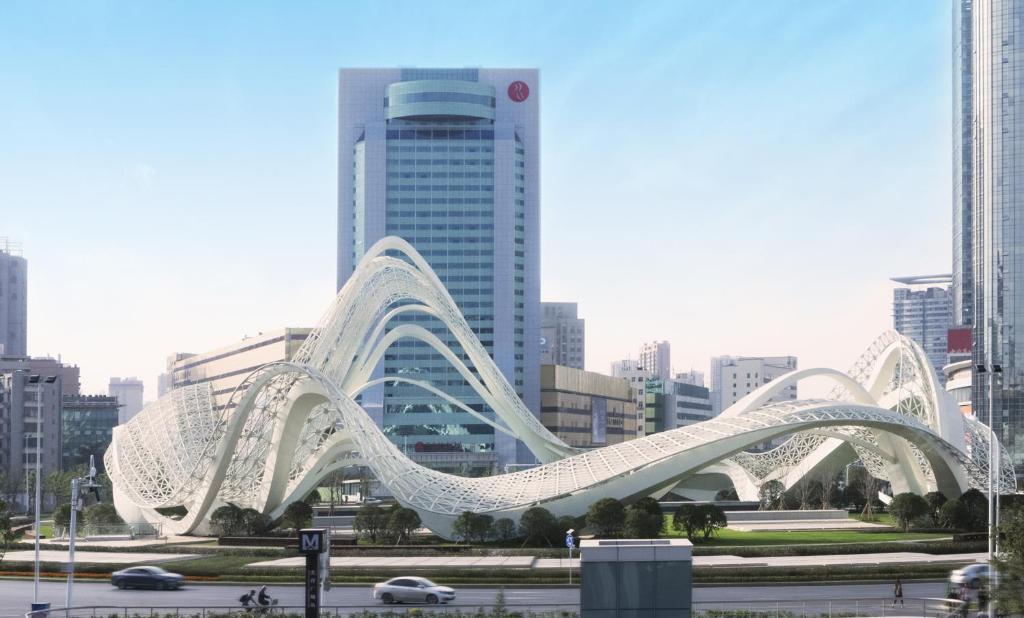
left=110, top=566, right=185, bottom=590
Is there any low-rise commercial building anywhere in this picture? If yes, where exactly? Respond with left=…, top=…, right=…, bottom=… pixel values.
left=162, top=328, right=312, bottom=409
left=540, top=365, right=636, bottom=448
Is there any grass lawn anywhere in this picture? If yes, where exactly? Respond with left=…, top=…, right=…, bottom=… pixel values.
left=852, top=512, right=897, bottom=526
left=663, top=515, right=948, bottom=545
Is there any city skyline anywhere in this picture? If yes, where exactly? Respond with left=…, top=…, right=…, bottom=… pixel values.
left=2, top=2, right=952, bottom=397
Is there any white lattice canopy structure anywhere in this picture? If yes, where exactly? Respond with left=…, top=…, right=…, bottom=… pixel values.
left=106, top=237, right=1018, bottom=537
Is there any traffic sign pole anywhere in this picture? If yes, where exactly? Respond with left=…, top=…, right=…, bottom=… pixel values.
left=298, top=528, right=328, bottom=618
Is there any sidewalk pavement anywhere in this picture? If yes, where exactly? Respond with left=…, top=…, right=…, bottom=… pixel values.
left=2, top=550, right=197, bottom=565
left=39, top=535, right=208, bottom=549
left=247, top=551, right=985, bottom=570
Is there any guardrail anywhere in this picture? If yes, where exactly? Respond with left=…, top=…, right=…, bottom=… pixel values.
left=21, top=598, right=977, bottom=618
left=24, top=604, right=580, bottom=618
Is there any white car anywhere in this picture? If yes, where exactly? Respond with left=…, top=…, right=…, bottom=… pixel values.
left=372, top=576, right=456, bottom=604
left=950, top=563, right=989, bottom=589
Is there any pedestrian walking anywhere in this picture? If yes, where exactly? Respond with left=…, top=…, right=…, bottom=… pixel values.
left=892, top=577, right=904, bottom=607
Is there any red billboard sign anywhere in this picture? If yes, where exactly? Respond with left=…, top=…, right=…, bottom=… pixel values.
left=948, top=327, right=971, bottom=355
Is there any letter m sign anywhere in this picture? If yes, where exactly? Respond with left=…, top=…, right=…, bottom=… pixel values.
left=298, top=529, right=324, bottom=554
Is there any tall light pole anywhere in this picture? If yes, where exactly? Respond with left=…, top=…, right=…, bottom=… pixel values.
left=978, top=362, right=1001, bottom=618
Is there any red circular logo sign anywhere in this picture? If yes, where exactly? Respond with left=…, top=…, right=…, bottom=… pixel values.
left=508, top=81, right=530, bottom=102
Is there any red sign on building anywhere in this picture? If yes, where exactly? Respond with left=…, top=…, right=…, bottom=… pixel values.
left=508, top=81, right=530, bottom=102
left=948, top=327, right=972, bottom=355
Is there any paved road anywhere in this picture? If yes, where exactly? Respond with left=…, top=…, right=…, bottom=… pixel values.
left=0, top=579, right=950, bottom=616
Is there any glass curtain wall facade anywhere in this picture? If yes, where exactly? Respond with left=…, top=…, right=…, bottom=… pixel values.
left=338, top=69, right=540, bottom=474
left=953, top=0, right=974, bottom=327
left=61, top=395, right=118, bottom=473
left=892, top=284, right=953, bottom=380
left=972, top=0, right=1024, bottom=476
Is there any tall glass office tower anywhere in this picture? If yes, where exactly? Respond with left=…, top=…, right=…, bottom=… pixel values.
left=971, top=0, right=1024, bottom=476
left=953, top=0, right=973, bottom=327
left=337, top=68, right=540, bottom=475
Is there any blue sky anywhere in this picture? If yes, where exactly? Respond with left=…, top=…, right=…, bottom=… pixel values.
left=1, top=1, right=952, bottom=397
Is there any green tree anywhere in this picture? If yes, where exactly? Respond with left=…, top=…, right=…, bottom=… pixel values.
left=210, top=504, right=243, bottom=536
left=304, top=489, right=322, bottom=506
left=280, top=501, right=314, bottom=530
left=239, top=508, right=270, bottom=536
left=889, top=492, right=929, bottom=531
left=0, top=498, right=15, bottom=561
left=695, top=504, right=727, bottom=540
left=491, top=518, right=517, bottom=542
left=995, top=505, right=1024, bottom=613
left=353, top=504, right=388, bottom=543
left=517, top=507, right=557, bottom=547
left=672, top=503, right=726, bottom=542
left=714, top=488, right=739, bottom=501
left=843, top=485, right=865, bottom=511
left=758, top=480, right=784, bottom=511
left=451, top=511, right=492, bottom=544
left=586, top=498, right=625, bottom=538
left=938, top=499, right=971, bottom=530
left=958, top=488, right=988, bottom=531
left=53, top=503, right=72, bottom=530
left=624, top=497, right=663, bottom=538
left=923, top=491, right=947, bottom=524
left=386, top=507, right=421, bottom=544
left=82, top=503, right=123, bottom=527
left=672, top=504, right=700, bottom=540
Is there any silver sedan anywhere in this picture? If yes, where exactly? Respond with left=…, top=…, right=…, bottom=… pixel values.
left=372, top=576, right=456, bottom=604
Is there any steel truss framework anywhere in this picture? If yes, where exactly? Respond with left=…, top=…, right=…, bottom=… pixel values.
left=106, top=237, right=1018, bottom=538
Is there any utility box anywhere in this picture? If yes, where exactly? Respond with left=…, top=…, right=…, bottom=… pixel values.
left=580, top=538, right=693, bottom=617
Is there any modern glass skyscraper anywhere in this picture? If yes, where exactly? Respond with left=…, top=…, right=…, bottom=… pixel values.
left=953, top=0, right=974, bottom=328
left=0, top=238, right=27, bottom=357
left=337, top=68, right=540, bottom=475
left=890, top=276, right=953, bottom=380
left=971, top=0, right=1024, bottom=476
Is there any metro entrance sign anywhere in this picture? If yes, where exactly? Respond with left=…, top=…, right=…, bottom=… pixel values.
left=297, top=528, right=328, bottom=618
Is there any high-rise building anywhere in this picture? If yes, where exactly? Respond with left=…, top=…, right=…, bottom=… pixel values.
left=540, top=365, right=636, bottom=448
left=611, top=359, right=650, bottom=438
left=540, top=302, right=584, bottom=369
left=25, top=357, right=79, bottom=397
left=337, top=68, right=540, bottom=473
left=639, top=341, right=671, bottom=381
left=674, top=370, right=705, bottom=388
left=969, top=0, right=1024, bottom=475
left=0, top=239, right=27, bottom=357
left=953, top=0, right=974, bottom=328
left=0, top=369, right=63, bottom=491
left=108, top=377, right=144, bottom=424
left=164, top=328, right=311, bottom=409
left=890, top=275, right=953, bottom=380
left=61, top=395, right=118, bottom=473
left=709, top=355, right=798, bottom=416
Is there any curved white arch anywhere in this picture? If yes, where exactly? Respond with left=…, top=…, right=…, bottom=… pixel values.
left=107, top=236, right=1018, bottom=539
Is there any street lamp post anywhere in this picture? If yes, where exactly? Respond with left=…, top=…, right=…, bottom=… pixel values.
left=65, top=456, right=99, bottom=611
left=977, top=362, right=1002, bottom=618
